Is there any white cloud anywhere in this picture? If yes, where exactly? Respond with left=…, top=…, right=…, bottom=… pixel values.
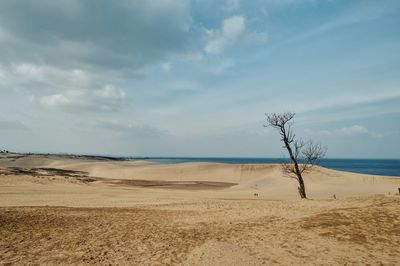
left=203, top=15, right=266, bottom=55
left=39, top=94, right=70, bottom=107
left=95, top=120, right=168, bottom=138
left=305, top=125, right=383, bottom=138
left=204, top=15, right=246, bottom=55
left=1, top=63, right=97, bottom=92
left=161, top=62, right=172, bottom=73
left=37, top=86, right=126, bottom=112
left=205, top=37, right=227, bottom=54
left=0, top=62, right=127, bottom=112
left=95, top=85, right=126, bottom=100
left=337, top=125, right=368, bottom=136
left=222, top=16, right=245, bottom=40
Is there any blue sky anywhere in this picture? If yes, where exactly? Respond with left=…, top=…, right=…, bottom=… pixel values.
left=0, top=0, right=399, bottom=158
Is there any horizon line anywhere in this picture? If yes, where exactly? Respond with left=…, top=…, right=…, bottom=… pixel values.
left=2, top=151, right=399, bottom=161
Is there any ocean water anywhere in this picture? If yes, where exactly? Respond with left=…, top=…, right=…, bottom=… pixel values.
left=133, top=157, right=400, bottom=177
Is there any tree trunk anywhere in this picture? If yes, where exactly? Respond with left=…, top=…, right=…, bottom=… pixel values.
left=283, top=136, right=307, bottom=199
left=297, top=175, right=307, bottom=199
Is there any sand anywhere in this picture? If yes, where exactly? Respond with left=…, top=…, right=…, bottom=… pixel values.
left=0, top=153, right=399, bottom=265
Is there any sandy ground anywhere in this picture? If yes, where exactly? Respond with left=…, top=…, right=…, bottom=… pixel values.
left=0, top=153, right=400, bottom=265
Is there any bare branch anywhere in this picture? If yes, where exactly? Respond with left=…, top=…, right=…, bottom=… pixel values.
left=293, top=139, right=305, bottom=160
left=286, top=126, right=295, bottom=144
left=281, top=161, right=298, bottom=178
left=265, top=112, right=295, bottom=129
left=303, top=141, right=327, bottom=165
left=298, top=142, right=326, bottom=174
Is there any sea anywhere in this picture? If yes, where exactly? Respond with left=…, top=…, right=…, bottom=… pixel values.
left=130, top=157, right=400, bottom=177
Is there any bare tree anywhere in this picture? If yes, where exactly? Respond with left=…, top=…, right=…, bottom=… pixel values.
left=265, top=112, right=326, bottom=199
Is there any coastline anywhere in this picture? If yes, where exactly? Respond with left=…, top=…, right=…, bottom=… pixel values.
left=2, top=152, right=399, bottom=176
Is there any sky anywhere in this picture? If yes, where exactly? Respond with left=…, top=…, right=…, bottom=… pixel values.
left=0, top=0, right=399, bottom=158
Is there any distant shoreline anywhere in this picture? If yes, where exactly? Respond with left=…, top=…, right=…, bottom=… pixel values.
left=2, top=151, right=399, bottom=161
left=1, top=152, right=399, bottom=177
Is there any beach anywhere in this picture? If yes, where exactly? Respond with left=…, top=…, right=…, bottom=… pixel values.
left=2, top=1, right=400, bottom=265
left=1, top=153, right=400, bottom=265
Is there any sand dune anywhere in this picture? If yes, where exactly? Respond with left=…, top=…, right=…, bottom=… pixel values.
left=1, top=153, right=399, bottom=202
left=1, top=153, right=400, bottom=265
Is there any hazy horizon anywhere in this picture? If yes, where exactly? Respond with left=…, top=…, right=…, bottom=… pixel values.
left=3, top=150, right=400, bottom=160
left=1, top=0, right=399, bottom=158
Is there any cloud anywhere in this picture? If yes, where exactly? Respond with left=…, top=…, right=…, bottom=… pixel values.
left=222, top=16, right=245, bottom=39
left=0, top=63, right=107, bottom=95
left=337, top=125, right=369, bottom=136
left=305, top=125, right=383, bottom=138
left=203, top=14, right=266, bottom=55
left=0, top=1, right=198, bottom=115
left=95, top=120, right=168, bottom=138
left=0, top=62, right=128, bottom=112
left=37, top=86, right=126, bottom=112
left=39, top=94, right=70, bottom=107
left=223, top=0, right=241, bottom=12
left=0, top=119, right=28, bottom=130
left=183, top=52, right=205, bottom=61
left=161, top=62, right=172, bottom=73
left=298, top=93, right=400, bottom=124
left=1, top=63, right=91, bottom=90
left=286, top=0, right=400, bottom=44
left=244, top=31, right=268, bottom=44
left=204, top=15, right=246, bottom=54
left=205, top=37, right=227, bottom=55
left=208, top=59, right=235, bottom=74
left=0, top=0, right=192, bottom=72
